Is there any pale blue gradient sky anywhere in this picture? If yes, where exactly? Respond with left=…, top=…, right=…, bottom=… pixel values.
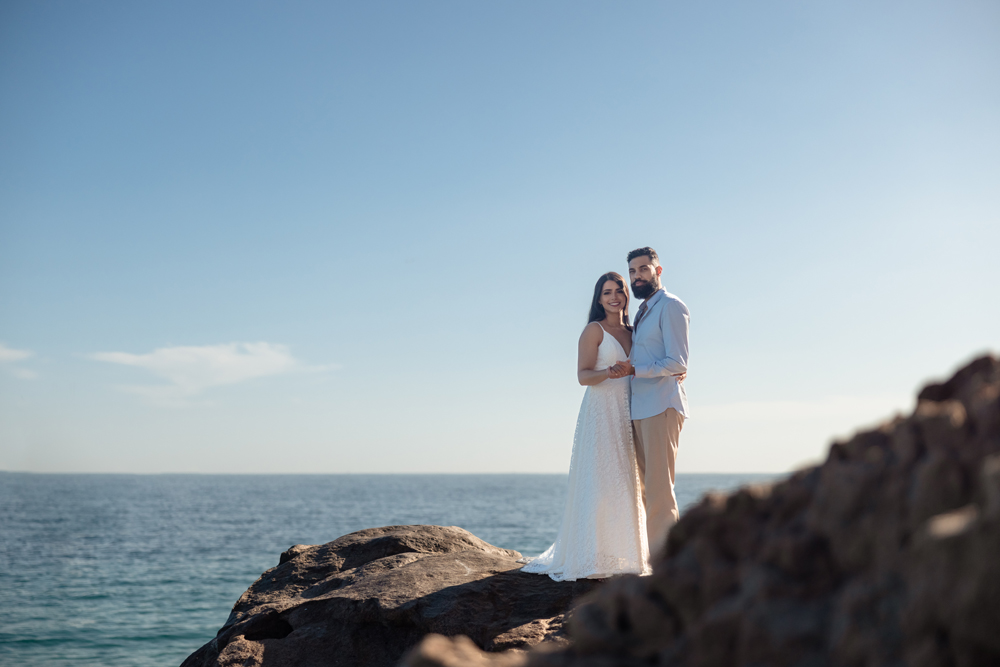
left=1, top=1, right=998, bottom=473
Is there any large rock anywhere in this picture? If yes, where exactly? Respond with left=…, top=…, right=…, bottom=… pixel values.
left=407, top=354, right=1000, bottom=667
left=181, top=525, right=597, bottom=667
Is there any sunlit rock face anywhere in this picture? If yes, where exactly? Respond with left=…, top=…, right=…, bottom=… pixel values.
left=180, top=525, right=597, bottom=667
left=406, top=354, right=1000, bottom=667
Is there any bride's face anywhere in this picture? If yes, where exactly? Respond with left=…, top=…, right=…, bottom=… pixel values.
left=599, top=280, right=627, bottom=316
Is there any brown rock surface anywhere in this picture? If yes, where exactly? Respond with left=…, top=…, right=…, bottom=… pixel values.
left=405, top=354, right=1000, bottom=667
left=180, top=525, right=597, bottom=667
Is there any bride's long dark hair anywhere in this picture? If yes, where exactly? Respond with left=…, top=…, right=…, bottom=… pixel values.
left=588, top=272, right=632, bottom=331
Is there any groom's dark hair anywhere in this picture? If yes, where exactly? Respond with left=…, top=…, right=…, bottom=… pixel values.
left=627, top=247, right=659, bottom=265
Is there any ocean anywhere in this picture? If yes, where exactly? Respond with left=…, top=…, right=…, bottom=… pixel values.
left=0, top=472, right=777, bottom=666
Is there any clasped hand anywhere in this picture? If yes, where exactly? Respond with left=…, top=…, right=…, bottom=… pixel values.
left=607, top=360, right=633, bottom=379
left=608, top=361, right=687, bottom=383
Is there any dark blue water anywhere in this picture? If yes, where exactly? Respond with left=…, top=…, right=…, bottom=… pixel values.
left=0, top=472, right=776, bottom=666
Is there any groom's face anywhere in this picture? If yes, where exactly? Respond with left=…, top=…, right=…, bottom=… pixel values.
left=629, top=256, right=662, bottom=299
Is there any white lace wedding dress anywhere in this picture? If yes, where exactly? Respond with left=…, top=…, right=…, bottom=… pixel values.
left=521, top=327, right=651, bottom=581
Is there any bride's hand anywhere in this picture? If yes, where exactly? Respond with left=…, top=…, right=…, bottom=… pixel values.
left=609, top=360, right=633, bottom=379
left=674, top=372, right=687, bottom=383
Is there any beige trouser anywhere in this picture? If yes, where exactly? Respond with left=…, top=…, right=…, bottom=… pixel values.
left=632, top=408, right=684, bottom=555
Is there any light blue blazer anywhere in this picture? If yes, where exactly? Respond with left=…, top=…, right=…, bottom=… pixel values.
left=630, top=289, right=690, bottom=420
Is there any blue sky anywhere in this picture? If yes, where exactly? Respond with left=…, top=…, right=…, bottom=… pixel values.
left=1, top=1, right=998, bottom=473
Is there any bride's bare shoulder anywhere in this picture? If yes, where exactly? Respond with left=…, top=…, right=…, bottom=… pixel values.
left=579, top=321, right=604, bottom=344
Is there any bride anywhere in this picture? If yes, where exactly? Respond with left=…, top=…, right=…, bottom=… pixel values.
left=521, top=272, right=651, bottom=581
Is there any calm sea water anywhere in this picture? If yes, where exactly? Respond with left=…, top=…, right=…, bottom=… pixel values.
left=0, top=472, right=776, bottom=666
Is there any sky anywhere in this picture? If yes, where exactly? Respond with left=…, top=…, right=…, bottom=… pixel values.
left=1, top=1, right=998, bottom=474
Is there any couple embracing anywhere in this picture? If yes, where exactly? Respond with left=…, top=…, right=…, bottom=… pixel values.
left=522, top=246, right=690, bottom=581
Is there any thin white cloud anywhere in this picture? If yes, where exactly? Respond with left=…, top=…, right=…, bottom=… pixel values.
left=0, top=342, right=33, bottom=363
left=90, top=342, right=335, bottom=405
left=0, top=342, right=36, bottom=379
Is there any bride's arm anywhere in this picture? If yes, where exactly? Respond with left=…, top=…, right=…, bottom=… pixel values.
left=577, top=323, right=612, bottom=386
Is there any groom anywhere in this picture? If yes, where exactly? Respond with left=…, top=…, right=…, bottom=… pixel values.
left=612, top=246, right=690, bottom=553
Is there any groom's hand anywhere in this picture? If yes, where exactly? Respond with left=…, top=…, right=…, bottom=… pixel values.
left=608, top=364, right=628, bottom=379
left=613, top=360, right=634, bottom=377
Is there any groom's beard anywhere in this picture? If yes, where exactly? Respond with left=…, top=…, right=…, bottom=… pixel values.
left=631, top=279, right=658, bottom=299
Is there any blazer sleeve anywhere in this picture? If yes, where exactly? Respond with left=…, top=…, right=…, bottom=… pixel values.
left=633, top=299, right=689, bottom=378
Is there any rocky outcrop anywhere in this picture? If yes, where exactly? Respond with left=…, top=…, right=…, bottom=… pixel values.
left=407, top=354, right=1000, bottom=667
left=181, top=525, right=597, bottom=667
